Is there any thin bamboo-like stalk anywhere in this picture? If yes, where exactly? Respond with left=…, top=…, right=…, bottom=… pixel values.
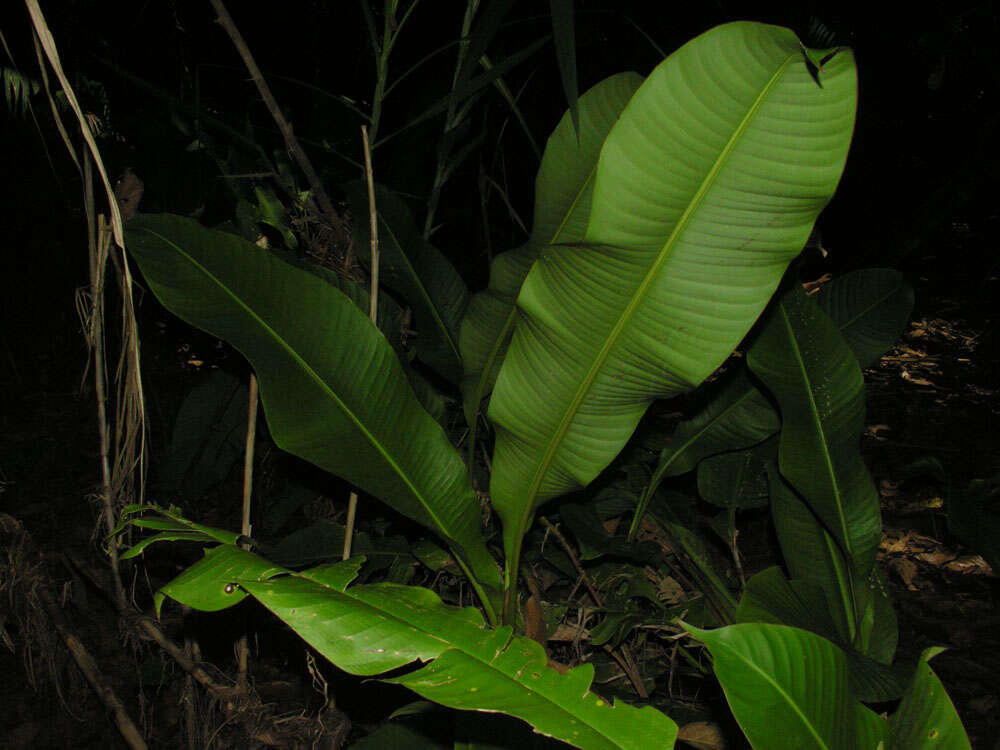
left=344, top=125, right=381, bottom=561
left=236, top=374, right=258, bottom=684
left=207, top=0, right=338, bottom=226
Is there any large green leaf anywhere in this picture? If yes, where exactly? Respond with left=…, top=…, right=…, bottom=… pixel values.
left=766, top=466, right=856, bottom=643
left=125, top=215, right=501, bottom=615
left=344, top=182, right=469, bottom=383
left=459, top=72, right=643, bottom=429
left=490, top=23, right=857, bottom=610
left=813, top=268, right=914, bottom=370
left=157, top=545, right=678, bottom=750
left=736, top=567, right=910, bottom=702
left=630, top=268, right=910, bottom=539
left=686, top=622, right=886, bottom=749
left=888, top=648, right=971, bottom=750
left=748, top=286, right=881, bottom=640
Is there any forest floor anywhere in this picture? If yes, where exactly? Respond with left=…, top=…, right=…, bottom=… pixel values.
left=0, top=269, right=997, bottom=749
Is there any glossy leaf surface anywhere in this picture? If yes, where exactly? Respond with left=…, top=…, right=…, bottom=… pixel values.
left=126, top=215, right=501, bottom=607
left=687, top=622, right=886, bottom=749
left=460, top=72, right=643, bottom=428
left=157, top=545, right=678, bottom=750
left=491, top=23, right=857, bottom=587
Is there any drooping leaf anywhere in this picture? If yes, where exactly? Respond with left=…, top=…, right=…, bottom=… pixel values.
left=115, top=504, right=241, bottom=559
left=490, top=23, right=857, bottom=612
left=888, top=648, right=971, bottom=750
left=154, top=543, right=285, bottom=616
left=460, top=72, right=643, bottom=429
left=813, top=268, right=914, bottom=370
left=157, top=544, right=679, bottom=749
left=686, top=622, right=886, bottom=750
left=344, top=182, right=469, bottom=383
left=126, top=215, right=501, bottom=615
left=627, top=373, right=778, bottom=539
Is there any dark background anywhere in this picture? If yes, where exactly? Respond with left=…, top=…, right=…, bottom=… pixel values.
left=0, top=1, right=996, bottom=747
left=2, top=1, right=996, bottom=368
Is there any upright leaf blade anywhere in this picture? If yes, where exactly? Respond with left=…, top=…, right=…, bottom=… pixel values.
left=344, top=182, right=469, bottom=383
left=549, top=0, right=579, bottom=139
left=747, top=286, right=881, bottom=589
left=460, top=72, right=643, bottom=427
left=490, top=23, right=857, bottom=603
left=126, top=216, right=501, bottom=609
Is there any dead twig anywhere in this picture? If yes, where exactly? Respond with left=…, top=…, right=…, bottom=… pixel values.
left=537, top=516, right=649, bottom=699
left=236, top=374, right=259, bottom=685
left=208, top=0, right=339, bottom=228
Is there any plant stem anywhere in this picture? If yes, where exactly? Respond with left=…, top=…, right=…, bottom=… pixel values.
left=208, top=0, right=339, bottom=225
left=344, top=125, right=381, bottom=562
left=83, top=152, right=127, bottom=610
left=236, top=373, right=258, bottom=684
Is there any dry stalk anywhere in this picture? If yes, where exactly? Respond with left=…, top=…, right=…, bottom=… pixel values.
left=2, top=515, right=146, bottom=749
left=536, top=516, right=649, bottom=699
left=343, top=124, right=381, bottom=561
left=208, top=0, right=339, bottom=227
left=236, top=374, right=259, bottom=685
left=28, top=0, right=148, bottom=611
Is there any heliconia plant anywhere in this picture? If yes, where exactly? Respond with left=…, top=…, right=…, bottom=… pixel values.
left=118, top=21, right=969, bottom=749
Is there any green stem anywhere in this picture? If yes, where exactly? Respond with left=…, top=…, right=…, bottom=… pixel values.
left=501, top=538, right=523, bottom=626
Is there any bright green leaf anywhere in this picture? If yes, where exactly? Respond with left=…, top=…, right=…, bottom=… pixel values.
left=686, top=622, right=886, bottom=750
left=491, top=23, right=857, bottom=616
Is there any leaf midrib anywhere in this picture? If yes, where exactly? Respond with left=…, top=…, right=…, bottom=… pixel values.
left=138, top=227, right=454, bottom=539
left=265, top=577, right=639, bottom=748
left=777, top=302, right=854, bottom=561
left=379, top=216, right=462, bottom=367
left=517, top=52, right=800, bottom=531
